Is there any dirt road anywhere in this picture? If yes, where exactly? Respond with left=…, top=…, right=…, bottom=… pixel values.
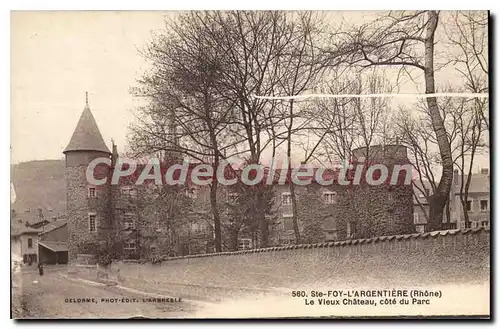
left=12, top=266, right=197, bottom=319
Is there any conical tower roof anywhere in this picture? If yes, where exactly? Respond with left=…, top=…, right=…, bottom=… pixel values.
left=63, top=95, right=111, bottom=154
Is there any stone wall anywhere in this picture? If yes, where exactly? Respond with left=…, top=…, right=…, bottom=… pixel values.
left=110, top=228, right=489, bottom=300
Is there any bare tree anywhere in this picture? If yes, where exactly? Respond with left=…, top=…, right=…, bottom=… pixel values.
left=444, top=11, right=489, bottom=228
left=396, top=107, right=440, bottom=225
left=449, top=98, right=487, bottom=228
left=445, top=11, right=489, bottom=131
left=397, top=91, right=487, bottom=229
left=190, top=11, right=328, bottom=247
left=324, top=10, right=453, bottom=230
left=129, top=13, right=242, bottom=252
left=271, top=12, right=326, bottom=244
left=307, top=71, right=394, bottom=167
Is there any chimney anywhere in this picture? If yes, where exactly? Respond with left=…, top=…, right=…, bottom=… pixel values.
left=480, top=168, right=489, bottom=176
left=37, top=208, right=44, bottom=220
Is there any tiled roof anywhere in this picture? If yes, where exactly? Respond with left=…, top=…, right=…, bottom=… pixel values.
left=413, top=172, right=490, bottom=205
left=11, top=227, right=40, bottom=236
left=454, top=173, right=490, bottom=194
left=64, top=104, right=111, bottom=154
left=38, top=241, right=68, bottom=252
left=39, top=220, right=67, bottom=235
left=12, top=219, right=67, bottom=237
left=160, top=227, right=490, bottom=261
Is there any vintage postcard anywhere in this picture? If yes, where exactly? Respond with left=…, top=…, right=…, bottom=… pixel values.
left=11, top=10, right=490, bottom=319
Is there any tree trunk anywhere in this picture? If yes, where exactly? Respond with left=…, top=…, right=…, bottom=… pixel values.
left=424, top=11, right=453, bottom=231
left=228, top=228, right=239, bottom=251
left=461, top=200, right=470, bottom=228
left=289, top=182, right=301, bottom=244
left=206, top=95, right=223, bottom=253
left=287, top=100, right=301, bottom=244
left=445, top=197, right=451, bottom=228
left=210, top=176, right=222, bottom=252
left=256, top=190, right=269, bottom=248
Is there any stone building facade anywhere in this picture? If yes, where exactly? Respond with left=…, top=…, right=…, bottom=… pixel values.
left=64, top=99, right=414, bottom=262
left=269, top=144, right=414, bottom=247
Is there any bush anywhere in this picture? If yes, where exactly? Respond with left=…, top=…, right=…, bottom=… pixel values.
left=78, top=241, right=99, bottom=254
left=97, top=251, right=112, bottom=267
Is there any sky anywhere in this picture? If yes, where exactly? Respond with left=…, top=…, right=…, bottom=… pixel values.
left=11, top=11, right=169, bottom=163
left=10, top=11, right=489, bottom=172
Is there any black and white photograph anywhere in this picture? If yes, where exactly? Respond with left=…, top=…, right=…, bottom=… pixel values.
left=10, top=10, right=490, bottom=319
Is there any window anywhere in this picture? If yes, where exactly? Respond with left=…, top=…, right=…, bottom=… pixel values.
left=154, top=221, right=163, bottom=232
left=124, top=242, right=136, bottom=251
left=480, top=200, right=488, bottom=212
left=481, top=221, right=489, bottom=227
left=413, top=212, right=419, bottom=223
left=282, top=214, right=294, bottom=231
left=89, top=213, right=97, bottom=232
left=325, top=229, right=338, bottom=241
left=27, top=238, right=33, bottom=248
left=121, top=186, right=137, bottom=197
left=23, top=253, right=37, bottom=264
left=123, top=213, right=136, bottom=230
left=281, top=192, right=292, bottom=205
left=227, top=192, right=239, bottom=203
left=466, top=201, right=472, bottom=212
left=88, top=187, right=96, bottom=198
left=185, top=188, right=197, bottom=199
left=347, top=221, right=357, bottom=238
left=445, top=222, right=457, bottom=230
left=191, top=223, right=200, bottom=232
left=238, top=238, right=252, bottom=250
left=323, top=192, right=337, bottom=204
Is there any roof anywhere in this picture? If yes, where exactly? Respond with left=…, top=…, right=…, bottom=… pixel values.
left=27, top=219, right=50, bottom=229
left=454, top=173, right=490, bottom=194
left=413, top=172, right=490, bottom=205
left=39, top=220, right=67, bottom=235
left=413, top=180, right=432, bottom=205
left=12, top=227, right=40, bottom=236
left=38, top=241, right=68, bottom=252
left=63, top=103, right=111, bottom=154
left=12, top=219, right=67, bottom=237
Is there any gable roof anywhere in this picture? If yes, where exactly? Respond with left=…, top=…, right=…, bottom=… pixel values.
left=12, top=227, right=40, bottom=236
left=27, top=219, right=51, bottom=229
left=37, top=220, right=67, bottom=238
left=12, top=220, right=67, bottom=237
left=38, top=241, right=68, bottom=252
left=454, top=173, right=490, bottom=194
left=63, top=103, right=111, bottom=154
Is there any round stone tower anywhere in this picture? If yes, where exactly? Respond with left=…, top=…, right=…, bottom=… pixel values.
left=63, top=94, right=112, bottom=262
left=343, top=144, right=414, bottom=238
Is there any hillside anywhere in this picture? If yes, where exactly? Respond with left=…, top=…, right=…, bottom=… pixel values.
left=11, top=160, right=66, bottom=223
